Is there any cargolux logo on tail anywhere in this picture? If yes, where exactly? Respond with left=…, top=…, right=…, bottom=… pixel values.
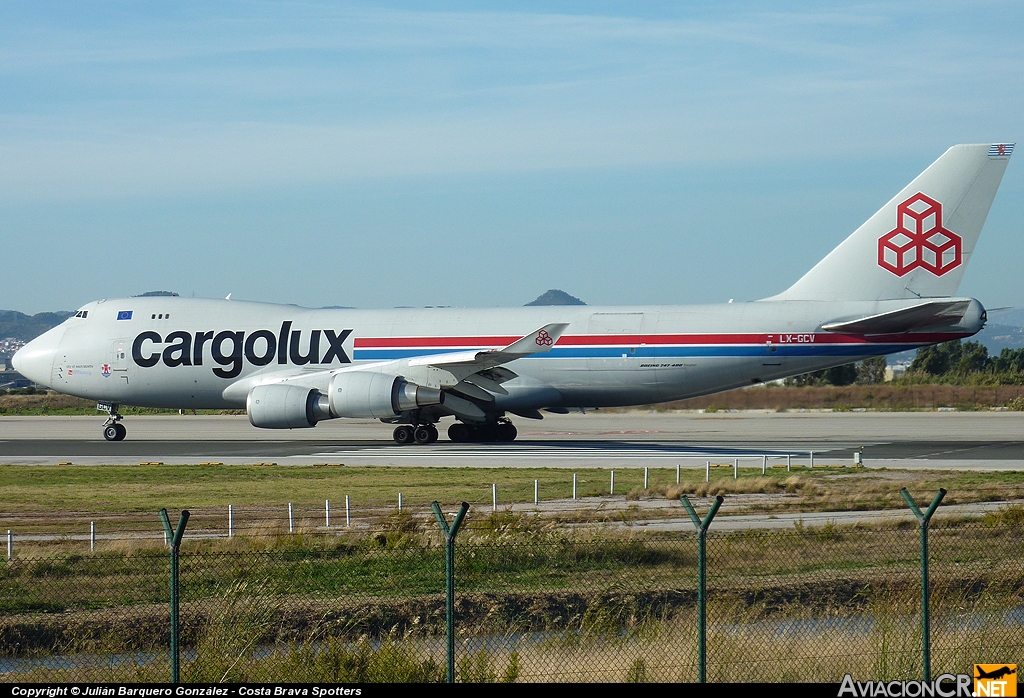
left=877, top=193, right=962, bottom=277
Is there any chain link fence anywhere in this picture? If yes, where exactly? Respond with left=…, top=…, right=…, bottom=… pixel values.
left=1, top=510, right=1022, bottom=683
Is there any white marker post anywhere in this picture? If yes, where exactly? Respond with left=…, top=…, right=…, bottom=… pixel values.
left=705, top=460, right=710, bottom=483
left=90, top=522, right=96, bottom=552
left=325, top=499, right=331, bottom=528
left=6, top=530, right=11, bottom=561
left=288, top=503, right=294, bottom=533
left=733, top=458, right=738, bottom=480
left=398, top=493, right=403, bottom=513
left=492, top=484, right=497, bottom=512
left=573, top=473, right=578, bottom=500
left=762, top=455, right=767, bottom=475
left=534, top=479, right=539, bottom=505
left=676, top=463, right=681, bottom=485
left=787, top=454, right=792, bottom=472
left=610, top=470, right=615, bottom=495
left=345, top=495, right=351, bottom=527
left=228, top=505, right=234, bottom=539
left=644, top=466, right=649, bottom=489
left=810, top=451, right=815, bottom=468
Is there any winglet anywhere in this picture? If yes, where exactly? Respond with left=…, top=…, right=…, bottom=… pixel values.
left=500, top=323, right=569, bottom=356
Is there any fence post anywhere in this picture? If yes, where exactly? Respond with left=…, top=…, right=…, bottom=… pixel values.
left=159, top=508, right=190, bottom=684
left=900, top=487, right=946, bottom=682
left=432, top=501, right=470, bottom=684
left=680, top=495, right=724, bottom=684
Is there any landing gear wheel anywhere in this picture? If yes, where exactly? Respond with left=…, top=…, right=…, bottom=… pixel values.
left=393, top=425, right=415, bottom=445
left=448, top=423, right=470, bottom=443
left=414, top=424, right=438, bottom=444
left=475, top=424, right=497, bottom=442
left=496, top=422, right=517, bottom=442
left=113, top=423, right=127, bottom=441
left=103, top=424, right=119, bottom=441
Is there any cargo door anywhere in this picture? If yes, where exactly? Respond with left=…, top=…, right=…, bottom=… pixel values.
left=586, top=313, right=643, bottom=370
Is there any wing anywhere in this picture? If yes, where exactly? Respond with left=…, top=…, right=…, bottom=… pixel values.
left=222, top=323, right=569, bottom=410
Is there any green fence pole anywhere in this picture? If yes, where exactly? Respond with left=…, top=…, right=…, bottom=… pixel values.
left=680, top=494, right=724, bottom=683
left=432, top=501, right=469, bottom=684
left=159, top=508, right=190, bottom=684
left=899, top=487, right=945, bottom=683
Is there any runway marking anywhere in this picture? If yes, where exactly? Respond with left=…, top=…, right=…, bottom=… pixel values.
left=309, top=445, right=840, bottom=460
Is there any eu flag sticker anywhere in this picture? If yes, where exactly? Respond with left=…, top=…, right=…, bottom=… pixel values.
left=116, top=310, right=133, bottom=320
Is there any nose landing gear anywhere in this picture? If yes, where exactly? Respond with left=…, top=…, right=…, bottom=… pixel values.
left=100, top=403, right=126, bottom=441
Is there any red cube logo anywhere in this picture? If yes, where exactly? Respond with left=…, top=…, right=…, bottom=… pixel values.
left=877, top=193, right=961, bottom=276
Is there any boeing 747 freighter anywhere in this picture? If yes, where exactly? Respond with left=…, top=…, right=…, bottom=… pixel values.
left=13, top=144, right=1014, bottom=443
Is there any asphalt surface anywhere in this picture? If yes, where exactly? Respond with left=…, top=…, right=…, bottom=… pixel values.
left=1, top=411, right=1023, bottom=469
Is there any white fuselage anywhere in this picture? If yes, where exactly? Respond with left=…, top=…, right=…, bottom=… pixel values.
left=17, top=295, right=979, bottom=414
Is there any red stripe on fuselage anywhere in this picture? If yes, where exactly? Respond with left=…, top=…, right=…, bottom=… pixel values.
left=353, top=332, right=971, bottom=349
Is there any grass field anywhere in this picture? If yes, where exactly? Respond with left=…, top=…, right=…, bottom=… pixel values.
left=2, top=463, right=1024, bottom=546
left=2, top=518, right=1021, bottom=682
left=2, top=459, right=1022, bottom=683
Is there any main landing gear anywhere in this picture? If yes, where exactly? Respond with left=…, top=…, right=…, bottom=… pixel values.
left=393, top=424, right=439, bottom=445
left=101, top=403, right=127, bottom=441
left=447, top=419, right=517, bottom=443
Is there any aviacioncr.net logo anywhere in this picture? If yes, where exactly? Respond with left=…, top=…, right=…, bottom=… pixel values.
left=877, top=192, right=962, bottom=277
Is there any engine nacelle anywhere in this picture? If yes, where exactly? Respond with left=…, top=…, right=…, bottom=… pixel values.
left=328, top=371, right=443, bottom=419
left=247, top=384, right=331, bottom=429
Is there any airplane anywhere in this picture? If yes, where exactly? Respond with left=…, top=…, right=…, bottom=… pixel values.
left=13, top=143, right=1014, bottom=444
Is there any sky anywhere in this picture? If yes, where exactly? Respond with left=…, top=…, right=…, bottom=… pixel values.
left=1, top=1, right=1021, bottom=314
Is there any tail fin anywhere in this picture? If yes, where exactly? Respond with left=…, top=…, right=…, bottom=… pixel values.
left=768, top=143, right=1013, bottom=302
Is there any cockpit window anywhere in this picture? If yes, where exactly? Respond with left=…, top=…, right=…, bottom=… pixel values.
left=73, top=310, right=89, bottom=318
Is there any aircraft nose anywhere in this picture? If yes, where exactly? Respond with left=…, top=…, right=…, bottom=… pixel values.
left=12, top=325, right=66, bottom=386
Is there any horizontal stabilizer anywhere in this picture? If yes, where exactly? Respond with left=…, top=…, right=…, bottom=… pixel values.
left=821, top=300, right=973, bottom=334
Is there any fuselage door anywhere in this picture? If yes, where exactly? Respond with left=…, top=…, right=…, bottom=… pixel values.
left=111, top=340, right=129, bottom=371
left=586, top=313, right=644, bottom=370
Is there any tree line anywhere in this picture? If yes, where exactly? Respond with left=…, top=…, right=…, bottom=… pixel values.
left=785, top=340, right=1024, bottom=387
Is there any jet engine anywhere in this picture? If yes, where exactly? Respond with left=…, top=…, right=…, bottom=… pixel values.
left=247, top=384, right=332, bottom=429
left=246, top=373, right=444, bottom=429
left=328, top=371, right=443, bottom=419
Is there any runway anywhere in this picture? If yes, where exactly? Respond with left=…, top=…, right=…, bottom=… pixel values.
left=2, top=411, right=1024, bottom=469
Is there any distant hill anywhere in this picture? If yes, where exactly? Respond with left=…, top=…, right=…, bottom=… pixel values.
left=133, top=290, right=179, bottom=297
left=525, top=289, right=586, bottom=306
left=0, top=310, right=73, bottom=343
left=973, top=323, right=1024, bottom=353
left=987, top=309, right=1024, bottom=329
